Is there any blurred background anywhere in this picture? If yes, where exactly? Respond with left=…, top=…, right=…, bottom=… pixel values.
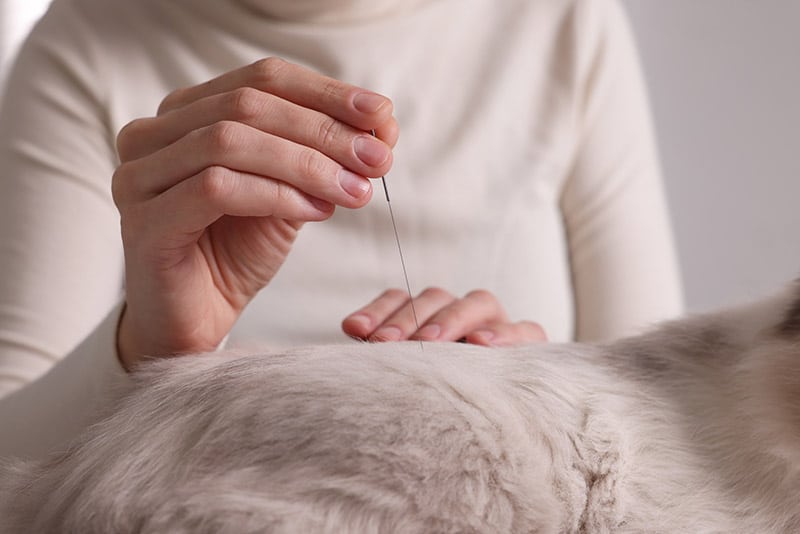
left=1, top=0, right=798, bottom=313
left=623, top=0, right=800, bottom=312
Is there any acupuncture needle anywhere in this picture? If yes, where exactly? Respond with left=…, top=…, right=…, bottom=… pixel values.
left=371, top=130, right=423, bottom=349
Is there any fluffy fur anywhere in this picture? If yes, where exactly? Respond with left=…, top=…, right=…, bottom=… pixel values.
left=2, top=284, right=800, bottom=533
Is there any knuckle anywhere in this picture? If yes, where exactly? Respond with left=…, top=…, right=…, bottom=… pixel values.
left=420, top=287, right=452, bottom=301
left=196, top=166, right=234, bottom=202
left=320, top=78, right=343, bottom=101
left=204, top=121, right=242, bottom=155
left=251, top=57, right=287, bottom=86
left=227, top=87, right=265, bottom=122
left=296, top=149, right=330, bottom=181
left=315, top=117, right=341, bottom=150
left=271, top=181, right=294, bottom=207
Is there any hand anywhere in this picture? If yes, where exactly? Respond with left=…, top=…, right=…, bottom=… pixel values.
left=342, top=288, right=547, bottom=347
left=112, top=57, right=398, bottom=368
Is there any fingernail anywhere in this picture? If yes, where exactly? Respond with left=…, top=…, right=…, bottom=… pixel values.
left=354, top=136, right=390, bottom=167
left=371, top=326, right=402, bottom=342
left=353, top=92, right=387, bottom=113
left=416, top=324, right=441, bottom=341
left=338, top=168, right=371, bottom=199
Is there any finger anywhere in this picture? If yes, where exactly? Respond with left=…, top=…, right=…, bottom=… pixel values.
left=341, top=288, right=411, bottom=339
left=118, top=88, right=398, bottom=175
left=369, top=288, right=457, bottom=342
left=463, top=321, right=548, bottom=347
left=410, top=289, right=509, bottom=342
left=113, top=121, right=376, bottom=210
left=157, top=58, right=396, bottom=137
left=122, top=166, right=334, bottom=252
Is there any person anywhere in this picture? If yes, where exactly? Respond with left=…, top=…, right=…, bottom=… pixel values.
left=0, top=0, right=682, bottom=459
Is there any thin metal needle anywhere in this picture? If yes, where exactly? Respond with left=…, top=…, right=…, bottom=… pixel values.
left=371, top=130, right=423, bottom=349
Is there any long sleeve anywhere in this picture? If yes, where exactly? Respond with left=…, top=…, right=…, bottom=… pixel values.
left=560, top=0, right=684, bottom=341
left=0, top=0, right=686, bottom=459
left=0, top=3, right=130, bottom=458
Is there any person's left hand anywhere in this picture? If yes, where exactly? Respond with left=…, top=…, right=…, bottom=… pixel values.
left=342, top=288, right=548, bottom=346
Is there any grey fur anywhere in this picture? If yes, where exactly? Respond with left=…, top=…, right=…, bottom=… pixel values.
left=1, top=284, right=800, bottom=533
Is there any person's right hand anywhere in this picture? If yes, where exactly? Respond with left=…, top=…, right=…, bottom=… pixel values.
left=112, top=57, right=397, bottom=369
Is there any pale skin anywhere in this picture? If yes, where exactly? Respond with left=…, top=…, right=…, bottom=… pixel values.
left=113, top=57, right=545, bottom=370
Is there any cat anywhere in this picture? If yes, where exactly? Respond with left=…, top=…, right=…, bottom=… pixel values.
left=1, top=282, right=799, bottom=533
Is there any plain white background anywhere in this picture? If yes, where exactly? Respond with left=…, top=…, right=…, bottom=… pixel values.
left=2, top=0, right=798, bottom=313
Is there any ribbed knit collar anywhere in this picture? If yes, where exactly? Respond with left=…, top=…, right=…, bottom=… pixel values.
left=234, top=0, right=433, bottom=24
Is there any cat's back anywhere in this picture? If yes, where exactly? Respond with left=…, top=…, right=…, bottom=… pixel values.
left=0, top=342, right=600, bottom=533
left=0, top=340, right=754, bottom=533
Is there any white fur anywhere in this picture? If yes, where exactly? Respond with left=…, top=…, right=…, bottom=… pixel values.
left=1, top=285, right=799, bottom=533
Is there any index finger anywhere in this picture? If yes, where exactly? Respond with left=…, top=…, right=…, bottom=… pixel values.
left=158, top=57, right=396, bottom=140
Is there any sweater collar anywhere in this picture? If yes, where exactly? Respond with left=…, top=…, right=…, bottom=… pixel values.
left=234, top=0, right=433, bottom=24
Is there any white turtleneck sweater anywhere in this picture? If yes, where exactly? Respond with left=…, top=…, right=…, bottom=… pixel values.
left=0, top=0, right=682, bottom=458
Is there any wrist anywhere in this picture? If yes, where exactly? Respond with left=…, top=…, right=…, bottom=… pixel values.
left=115, top=303, right=229, bottom=372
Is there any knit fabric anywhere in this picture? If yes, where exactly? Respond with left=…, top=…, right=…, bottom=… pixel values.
left=0, top=0, right=682, bottom=458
